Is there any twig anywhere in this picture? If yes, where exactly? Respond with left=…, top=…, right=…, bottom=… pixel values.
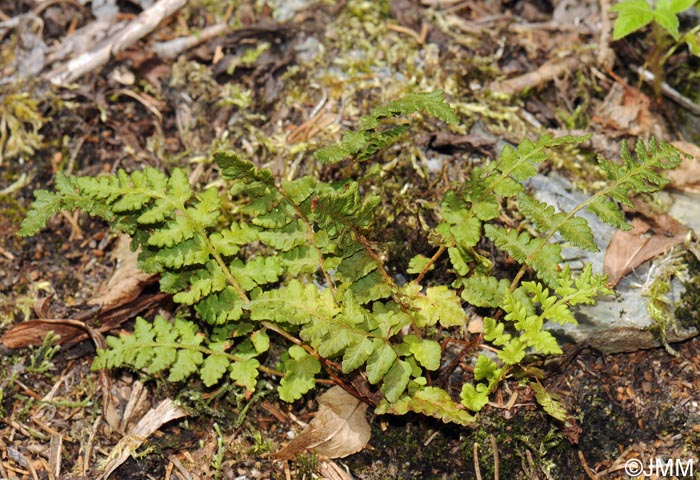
left=473, top=442, right=482, bottom=480
left=83, top=414, right=102, bottom=476
left=45, top=0, right=186, bottom=84
left=415, top=245, right=446, bottom=285
left=490, top=434, right=500, bottom=480
left=153, top=22, right=229, bottom=59
left=597, top=0, right=615, bottom=70
left=488, top=52, right=595, bottom=96
left=167, top=455, right=193, bottom=480
left=578, top=450, right=599, bottom=480
left=387, top=22, right=428, bottom=45
left=633, top=65, right=700, bottom=115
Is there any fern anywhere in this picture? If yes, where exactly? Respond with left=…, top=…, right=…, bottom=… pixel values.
left=92, top=315, right=264, bottom=390
left=315, top=90, right=458, bottom=164
left=20, top=91, right=684, bottom=426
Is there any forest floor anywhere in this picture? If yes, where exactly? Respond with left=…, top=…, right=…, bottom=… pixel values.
left=1, top=0, right=700, bottom=479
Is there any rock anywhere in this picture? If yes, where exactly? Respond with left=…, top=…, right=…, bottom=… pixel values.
left=528, top=172, right=699, bottom=353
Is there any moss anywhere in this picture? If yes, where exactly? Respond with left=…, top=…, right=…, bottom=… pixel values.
left=343, top=406, right=577, bottom=479
left=0, top=81, right=48, bottom=164
left=674, top=250, right=700, bottom=330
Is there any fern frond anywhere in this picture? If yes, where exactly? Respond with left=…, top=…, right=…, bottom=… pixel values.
left=517, top=194, right=597, bottom=251
left=381, top=358, right=412, bottom=402
left=278, top=345, right=321, bottom=402
left=249, top=279, right=339, bottom=325
left=584, top=138, right=684, bottom=230
left=461, top=275, right=510, bottom=307
left=230, top=256, right=283, bottom=291
left=93, top=316, right=261, bottom=389
left=360, top=90, right=459, bottom=129
left=23, top=92, right=653, bottom=426
left=172, top=261, right=227, bottom=305
left=439, top=191, right=482, bottom=250
left=530, top=381, right=568, bottom=422
left=379, top=387, right=476, bottom=426
left=484, top=225, right=562, bottom=286
left=216, top=151, right=275, bottom=186
left=195, top=286, right=244, bottom=325
left=316, top=90, right=458, bottom=164
left=404, top=284, right=466, bottom=327
left=460, top=382, right=491, bottom=412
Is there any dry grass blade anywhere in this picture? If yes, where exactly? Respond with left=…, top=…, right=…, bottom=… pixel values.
left=100, top=399, right=188, bottom=479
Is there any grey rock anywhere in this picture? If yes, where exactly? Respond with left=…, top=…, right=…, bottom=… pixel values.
left=528, top=172, right=699, bottom=353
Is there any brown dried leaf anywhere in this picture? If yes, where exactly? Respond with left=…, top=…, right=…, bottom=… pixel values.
left=88, top=234, right=156, bottom=310
left=604, top=216, right=689, bottom=287
left=0, top=292, right=167, bottom=348
left=667, top=141, right=700, bottom=192
left=274, top=386, right=371, bottom=460
left=593, top=83, right=664, bottom=138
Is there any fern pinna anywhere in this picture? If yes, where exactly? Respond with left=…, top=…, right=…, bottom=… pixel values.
left=20, top=91, right=683, bottom=425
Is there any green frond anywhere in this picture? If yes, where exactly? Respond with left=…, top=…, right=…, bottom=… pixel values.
left=316, top=90, right=457, bottom=164
left=216, top=151, right=275, bottom=186
left=361, top=90, right=459, bottom=129
left=484, top=225, right=562, bottom=286
left=483, top=316, right=511, bottom=346
left=460, top=382, right=490, bottom=412
left=229, top=358, right=260, bottom=391
left=249, top=279, right=338, bottom=325
left=348, top=270, right=393, bottom=303
left=440, top=195, right=482, bottom=250
left=517, top=194, right=597, bottom=251
left=278, top=345, right=321, bottom=401
left=195, top=286, right=244, bottom=325
left=447, top=247, right=470, bottom=276
left=585, top=197, right=629, bottom=230
left=152, top=235, right=210, bottom=270
left=586, top=138, right=684, bottom=229
left=173, top=261, right=227, bottom=305
left=403, top=336, right=442, bottom=371
left=473, top=354, right=501, bottom=381
left=381, top=359, right=412, bottom=402
left=406, top=284, right=466, bottom=327
left=381, top=387, right=476, bottom=426
left=230, top=256, right=283, bottom=291
left=93, top=316, right=238, bottom=388
left=369, top=301, right=412, bottom=337
left=531, top=382, right=568, bottom=422
left=335, top=248, right=377, bottom=284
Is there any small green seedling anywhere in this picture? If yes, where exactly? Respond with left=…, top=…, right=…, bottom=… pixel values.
left=611, top=0, right=700, bottom=96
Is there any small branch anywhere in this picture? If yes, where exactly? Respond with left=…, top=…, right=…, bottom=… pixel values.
left=597, top=0, right=615, bottom=70
left=45, top=0, right=186, bottom=84
left=578, top=450, right=600, bottom=480
left=473, top=442, right=482, bottom=480
left=488, top=51, right=595, bottom=96
left=490, top=434, right=500, bottom=480
left=356, top=231, right=396, bottom=288
left=415, top=245, right=447, bottom=285
left=153, top=22, right=229, bottom=59
left=633, top=65, right=700, bottom=115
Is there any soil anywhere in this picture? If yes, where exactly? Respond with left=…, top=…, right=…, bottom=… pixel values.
left=1, top=1, right=699, bottom=479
